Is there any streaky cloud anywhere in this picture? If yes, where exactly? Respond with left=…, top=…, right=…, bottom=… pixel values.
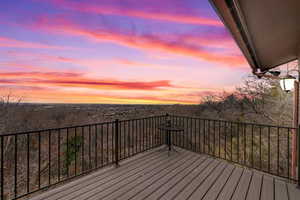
left=31, top=15, right=246, bottom=67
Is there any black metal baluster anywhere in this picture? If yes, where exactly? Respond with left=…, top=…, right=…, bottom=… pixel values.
left=149, top=118, right=151, bottom=149
left=186, top=117, right=188, bottom=150
left=141, top=119, right=145, bottom=151
left=121, top=122, right=124, bottom=158
left=14, top=135, right=17, bottom=198
left=259, top=126, right=262, bottom=169
left=237, top=123, right=239, bottom=163
left=27, top=134, right=30, bottom=193
left=198, top=119, right=201, bottom=152
left=145, top=118, right=147, bottom=150
left=89, top=125, right=91, bottom=169
left=81, top=127, right=84, bottom=172
left=106, top=124, right=109, bottom=164
left=244, top=124, right=247, bottom=165
left=101, top=125, right=103, bottom=166
left=225, top=122, right=227, bottom=160
left=115, top=119, right=119, bottom=167
left=194, top=119, right=197, bottom=152
left=74, top=128, right=77, bottom=175
left=297, top=125, right=300, bottom=187
left=58, top=129, right=61, bottom=181
left=159, top=117, right=162, bottom=145
left=251, top=125, right=254, bottom=168
left=155, top=117, right=158, bottom=147
left=1, top=136, right=3, bottom=200
left=112, top=123, right=114, bottom=162
left=230, top=122, right=233, bottom=161
left=151, top=117, right=154, bottom=148
left=219, top=121, right=221, bottom=157
left=125, top=121, right=127, bottom=158
left=208, top=120, right=211, bottom=154
left=38, top=131, right=41, bottom=188
left=95, top=125, right=98, bottom=168
left=277, top=127, right=280, bottom=175
left=287, top=128, right=290, bottom=179
left=190, top=118, right=193, bottom=150
left=66, top=128, right=69, bottom=177
left=48, top=130, right=51, bottom=184
left=139, top=119, right=142, bottom=152
left=176, top=117, right=178, bottom=147
left=144, top=119, right=147, bottom=150
left=203, top=119, right=206, bottom=153
left=268, top=127, right=270, bottom=173
left=136, top=120, right=138, bottom=153
left=128, top=121, right=130, bottom=157
left=123, top=121, right=127, bottom=158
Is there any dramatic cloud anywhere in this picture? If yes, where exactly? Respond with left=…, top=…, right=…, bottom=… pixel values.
left=0, top=71, right=175, bottom=90
left=45, top=0, right=222, bottom=26
left=0, top=0, right=249, bottom=104
left=0, top=36, right=69, bottom=49
left=32, top=16, right=246, bottom=66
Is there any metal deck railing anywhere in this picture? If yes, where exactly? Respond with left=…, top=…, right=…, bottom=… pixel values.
left=0, top=114, right=299, bottom=199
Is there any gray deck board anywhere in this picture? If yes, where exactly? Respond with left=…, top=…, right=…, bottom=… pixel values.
left=120, top=153, right=202, bottom=200
left=287, top=183, right=300, bottom=200
left=260, top=175, right=274, bottom=200
left=275, top=179, right=289, bottom=200
left=231, top=169, right=252, bottom=200
left=188, top=162, right=227, bottom=200
left=133, top=155, right=206, bottom=200
left=159, top=158, right=214, bottom=200
left=202, top=164, right=235, bottom=200
left=28, top=147, right=300, bottom=200
left=246, top=172, right=263, bottom=200
left=216, top=167, right=244, bottom=200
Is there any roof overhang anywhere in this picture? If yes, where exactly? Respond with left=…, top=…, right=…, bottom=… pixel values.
left=209, top=0, right=300, bottom=73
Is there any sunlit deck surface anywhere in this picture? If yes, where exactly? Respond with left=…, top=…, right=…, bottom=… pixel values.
left=29, top=147, right=300, bottom=200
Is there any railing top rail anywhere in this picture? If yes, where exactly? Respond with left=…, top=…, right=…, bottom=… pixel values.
left=170, top=114, right=297, bottom=129
left=119, top=114, right=166, bottom=123
left=0, top=120, right=115, bottom=137
left=1, top=113, right=296, bottom=137
left=0, top=114, right=167, bottom=137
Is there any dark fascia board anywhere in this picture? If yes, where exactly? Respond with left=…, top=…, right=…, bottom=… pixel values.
left=208, top=0, right=261, bottom=72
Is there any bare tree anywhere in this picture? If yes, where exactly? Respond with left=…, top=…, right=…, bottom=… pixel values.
left=198, top=75, right=293, bottom=126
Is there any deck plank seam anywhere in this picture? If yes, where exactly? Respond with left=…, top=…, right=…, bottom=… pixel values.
left=199, top=164, right=230, bottom=200
left=259, top=175, right=264, bottom=200
left=141, top=156, right=209, bottom=200
left=153, top=156, right=211, bottom=200
left=72, top=152, right=190, bottom=200
left=243, top=170, right=253, bottom=200
left=99, top=153, right=196, bottom=200
left=213, top=166, right=236, bottom=200
left=285, top=181, right=291, bottom=200
left=173, top=160, right=221, bottom=200
left=185, top=161, right=225, bottom=200
left=158, top=158, right=215, bottom=200
left=30, top=149, right=162, bottom=200
left=126, top=154, right=204, bottom=200
left=52, top=151, right=166, bottom=200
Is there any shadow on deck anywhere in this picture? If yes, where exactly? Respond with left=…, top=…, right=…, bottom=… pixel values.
left=29, top=147, right=300, bottom=200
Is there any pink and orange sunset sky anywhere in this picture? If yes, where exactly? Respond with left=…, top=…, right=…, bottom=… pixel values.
left=0, top=0, right=250, bottom=104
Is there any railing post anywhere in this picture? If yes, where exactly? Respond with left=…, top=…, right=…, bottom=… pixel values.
left=165, top=113, right=169, bottom=145
left=115, top=119, right=120, bottom=168
left=298, top=125, right=300, bottom=187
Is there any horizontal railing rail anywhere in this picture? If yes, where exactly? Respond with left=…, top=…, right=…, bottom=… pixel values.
left=169, top=114, right=299, bottom=182
left=0, top=113, right=299, bottom=199
left=0, top=115, right=166, bottom=200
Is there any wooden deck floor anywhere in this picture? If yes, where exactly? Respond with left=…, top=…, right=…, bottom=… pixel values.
left=29, top=147, right=300, bottom=200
